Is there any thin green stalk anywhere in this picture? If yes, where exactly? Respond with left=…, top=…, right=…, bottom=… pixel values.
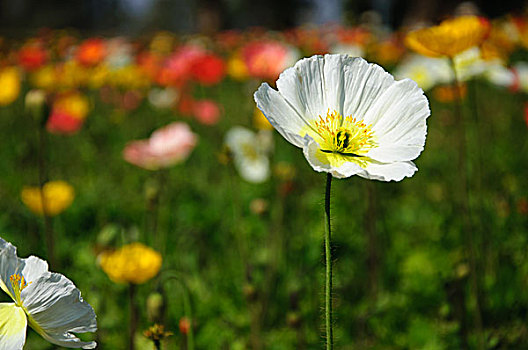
left=163, top=273, right=194, bottom=350
left=129, top=283, right=138, bottom=350
left=324, top=173, right=333, bottom=350
left=449, top=57, right=484, bottom=350
left=36, top=117, right=56, bottom=268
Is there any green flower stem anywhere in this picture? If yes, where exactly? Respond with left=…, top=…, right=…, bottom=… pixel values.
left=129, top=283, right=138, bottom=350
left=449, top=57, right=484, bottom=350
left=324, top=173, right=333, bottom=350
left=164, top=273, right=194, bottom=350
left=36, top=115, right=56, bottom=268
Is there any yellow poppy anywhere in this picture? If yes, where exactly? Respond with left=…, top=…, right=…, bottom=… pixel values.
left=99, top=243, right=162, bottom=284
left=405, top=16, right=490, bottom=58
left=21, top=181, right=75, bottom=216
left=0, top=67, right=21, bottom=106
left=227, top=53, right=249, bottom=81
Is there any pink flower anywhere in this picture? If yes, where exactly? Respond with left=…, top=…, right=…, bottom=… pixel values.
left=193, top=100, right=221, bottom=125
left=123, top=122, right=198, bottom=170
left=242, top=41, right=299, bottom=81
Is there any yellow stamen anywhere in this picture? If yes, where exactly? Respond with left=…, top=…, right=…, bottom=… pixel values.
left=9, top=274, right=29, bottom=307
left=307, top=110, right=377, bottom=168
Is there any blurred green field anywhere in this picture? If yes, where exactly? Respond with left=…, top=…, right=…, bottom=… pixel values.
left=1, top=23, right=528, bottom=350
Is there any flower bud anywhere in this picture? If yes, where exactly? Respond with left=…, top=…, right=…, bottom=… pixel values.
left=25, top=89, right=47, bottom=123
left=146, top=292, right=165, bottom=322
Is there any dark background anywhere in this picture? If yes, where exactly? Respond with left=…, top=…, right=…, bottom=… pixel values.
left=0, top=0, right=526, bottom=37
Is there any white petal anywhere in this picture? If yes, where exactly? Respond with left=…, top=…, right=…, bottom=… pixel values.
left=302, top=135, right=363, bottom=179
left=357, top=161, right=418, bottom=182
left=22, top=272, right=97, bottom=349
left=254, top=83, right=306, bottom=148
left=0, top=238, right=22, bottom=300
left=21, top=256, right=49, bottom=286
left=276, top=55, right=328, bottom=121
left=342, top=57, right=395, bottom=120
left=0, top=303, right=27, bottom=350
left=362, top=79, right=430, bottom=162
left=0, top=238, right=49, bottom=302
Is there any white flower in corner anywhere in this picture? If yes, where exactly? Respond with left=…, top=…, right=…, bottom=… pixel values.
left=254, top=54, right=430, bottom=181
left=0, top=238, right=97, bottom=349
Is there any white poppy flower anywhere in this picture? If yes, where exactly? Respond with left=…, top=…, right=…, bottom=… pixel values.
left=394, top=54, right=450, bottom=91
left=225, top=127, right=272, bottom=183
left=254, top=54, right=430, bottom=181
left=0, top=238, right=97, bottom=349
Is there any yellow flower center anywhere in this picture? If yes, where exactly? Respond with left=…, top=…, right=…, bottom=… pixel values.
left=315, top=111, right=376, bottom=154
left=9, top=274, right=29, bottom=307
left=301, top=110, right=378, bottom=169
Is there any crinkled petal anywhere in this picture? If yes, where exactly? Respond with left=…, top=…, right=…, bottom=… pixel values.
left=275, top=55, right=328, bottom=121
left=254, top=83, right=306, bottom=148
left=0, top=238, right=50, bottom=302
left=357, top=161, right=418, bottom=182
left=362, top=79, right=430, bottom=162
left=0, top=239, right=23, bottom=300
left=22, top=272, right=97, bottom=349
left=0, top=303, right=27, bottom=350
left=302, top=135, right=363, bottom=179
left=342, top=57, right=395, bottom=120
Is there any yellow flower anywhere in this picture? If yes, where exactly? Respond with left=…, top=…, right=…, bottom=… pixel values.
left=0, top=67, right=21, bottom=106
left=405, top=16, right=490, bottom=58
left=227, top=54, right=249, bottom=81
left=30, top=65, right=56, bottom=91
left=253, top=107, right=273, bottom=130
left=21, top=181, right=75, bottom=216
left=99, top=243, right=162, bottom=284
left=54, top=91, right=91, bottom=120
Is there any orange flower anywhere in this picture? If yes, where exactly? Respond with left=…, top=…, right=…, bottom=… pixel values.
left=76, top=38, right=106, bottom=66
left=405, top=16, right=491, bottom=58
left=433, top=83, right=467, bottom=103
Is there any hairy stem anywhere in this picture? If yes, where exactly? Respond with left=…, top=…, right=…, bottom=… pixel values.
left=324, top=173, right=333, bottom=350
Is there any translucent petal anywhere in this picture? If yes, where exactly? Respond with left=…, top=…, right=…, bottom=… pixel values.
left=254, top=83, right=306, bottom=148
left=22, top=272, right=97, bottom=349
left=357, top=161, right=418, bottom=182
left=362, top=79, right=430, bottom=162
left=0, top=303, right=27, bottom=350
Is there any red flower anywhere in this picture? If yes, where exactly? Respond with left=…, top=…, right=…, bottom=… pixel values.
left=191, top=54, right=226, bottom=86
left=18, top=43, right=48, bottom=71
left=76, top=38, right=106, bottom=66
left=46, top=112, right=84, bottom=134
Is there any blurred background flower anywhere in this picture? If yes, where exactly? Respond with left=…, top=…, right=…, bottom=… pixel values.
left=99, top=242, right=162, bottom=284
left=20, top=181, right=75, bottom=217
left=123, top=122, right=198, bottom=170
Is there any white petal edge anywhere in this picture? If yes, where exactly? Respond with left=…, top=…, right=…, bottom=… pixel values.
left=357, top=161, right=418, bottom=182
left=363, top=78, right=430, bottom=162
left=0, top=238, right=22, bottom=300
left=23, top=272, right=97, bottom=349
left=0, top=303, right=27, bottom=350
left=275, top=55, right=328, bottom=122
left=254, top=83, right=306, bottom=148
